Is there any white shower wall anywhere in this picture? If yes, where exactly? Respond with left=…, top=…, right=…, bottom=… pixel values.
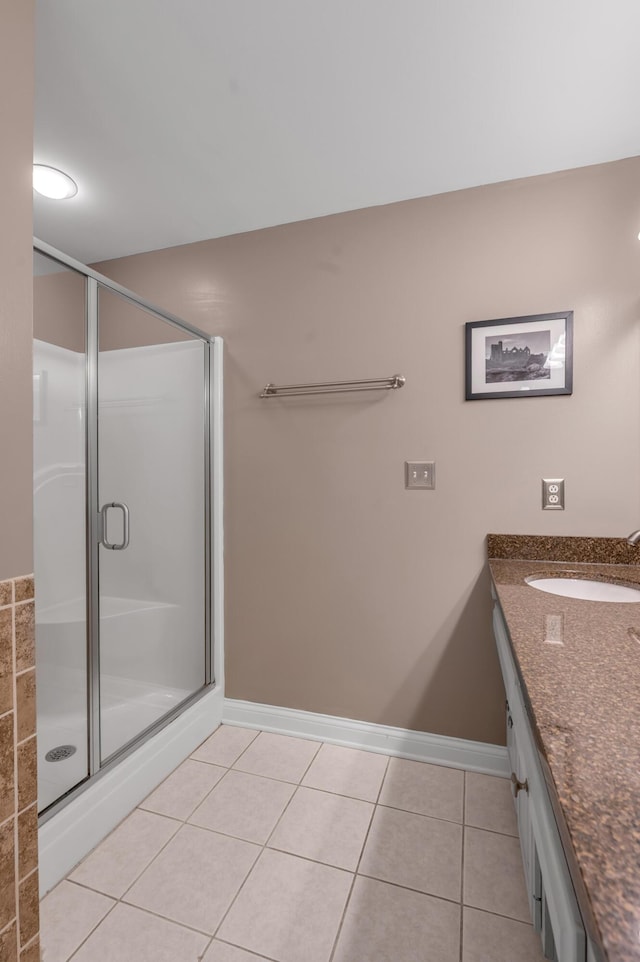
left=98, top=338, right=206, bottom=692
left=34, top=337, right=206, bottom=695
left=33, top=340, right=85, bottom=613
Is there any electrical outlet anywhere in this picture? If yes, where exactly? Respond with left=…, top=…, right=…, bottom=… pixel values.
left=405, top=461, right=435, bottom=489
left=542, top=478, right=565, bottom=510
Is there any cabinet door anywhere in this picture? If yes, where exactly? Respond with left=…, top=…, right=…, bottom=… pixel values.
left=530, top=800, right=586, bottom=962
left=509, top=710, right=536, bottom=924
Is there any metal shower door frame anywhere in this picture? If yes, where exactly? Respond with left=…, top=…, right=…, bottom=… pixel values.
left=34, top=238, right=219, bottom=805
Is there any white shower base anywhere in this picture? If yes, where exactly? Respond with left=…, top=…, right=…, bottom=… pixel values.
left=36, top=591, right=205, bottom=811
left=37, top=664, right=191, bottom=811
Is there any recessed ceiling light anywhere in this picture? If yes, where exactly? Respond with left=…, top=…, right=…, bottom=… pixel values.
left=33, top=164, right=78, bottom=200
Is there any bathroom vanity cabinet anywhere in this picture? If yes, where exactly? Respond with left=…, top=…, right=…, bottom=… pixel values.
left=492, top=597, right=596, bottom=962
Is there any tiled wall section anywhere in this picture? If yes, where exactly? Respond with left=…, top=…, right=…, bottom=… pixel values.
left=0, top=576, right=40, bottom=962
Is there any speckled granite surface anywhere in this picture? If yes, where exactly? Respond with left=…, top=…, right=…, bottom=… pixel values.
left=487, top=532, right=640, bottom=565
left=488, top=535, right=640, bottom=962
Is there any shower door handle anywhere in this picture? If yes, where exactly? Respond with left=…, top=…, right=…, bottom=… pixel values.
left=100, top=502, right=130, bottom=550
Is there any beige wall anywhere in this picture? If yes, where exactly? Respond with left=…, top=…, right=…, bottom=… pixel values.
left=0, top=0, right=35, bottom=582
left=0, top=3, right=39, bottom=959
left=95, top=156, right=640, bottom=745
left=33, top=269, right=85, bottom=353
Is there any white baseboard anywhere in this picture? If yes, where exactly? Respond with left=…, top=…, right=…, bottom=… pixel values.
left=39, top=685, right=224, bottom=897
left=222, top=699, right=509, bottom=778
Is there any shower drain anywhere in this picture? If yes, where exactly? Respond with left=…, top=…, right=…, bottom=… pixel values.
left=45, top=745, right=77, bottom=763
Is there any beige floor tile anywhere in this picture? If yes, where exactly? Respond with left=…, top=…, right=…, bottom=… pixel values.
left=139, top=759, right=227, bottom=821
left=124, top=824, right=259, bottom=933
left=232, top=731, right=320, bottom=783
left=69, top=809, right=180, bottom=898
left=70, top=902, right=208, bottom=962
left=268, top=786, right=373, bottom=870
left=191, top=726, right=259, bottom=768
left=217, top=849, right=352, bottom=962
left=463, top=826, right=531, bottom=922
left=39, top=880, right=115, bottom=962
left=332, top=875, right=460, bottom=962
left=464, top=772, right=518, bottom=836
left=189, top=769, right=296, bottom=843
left=202, top=942, right=273, bottom=962
left=359, top=805, right=462, bottom=900
left=463, top=906, right=545, bottom=961
left=301, top=743, right=388, bottom=802
left=379, top=757, right=464, bottom=821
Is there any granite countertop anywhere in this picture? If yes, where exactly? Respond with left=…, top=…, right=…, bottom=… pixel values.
left=487, top=535, right=640, bottom=962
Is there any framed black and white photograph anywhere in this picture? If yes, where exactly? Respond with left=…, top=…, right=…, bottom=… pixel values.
left=465, top=311, right=573, bottom=400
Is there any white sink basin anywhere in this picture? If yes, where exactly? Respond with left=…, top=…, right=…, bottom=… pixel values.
left=527, top=577, right=640, bottom=603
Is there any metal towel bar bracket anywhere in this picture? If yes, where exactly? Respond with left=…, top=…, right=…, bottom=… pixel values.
left=260, top=374, right=406, bottom=398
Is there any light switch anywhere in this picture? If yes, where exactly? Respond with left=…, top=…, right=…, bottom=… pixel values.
left=405, top=461, right=435, bottom=489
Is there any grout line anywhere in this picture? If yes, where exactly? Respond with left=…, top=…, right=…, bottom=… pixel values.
left=205, top=757, right=318, bottom=943
left=462, top=904, right=536, bottom=928
left=20, top=931, right=40, bottom=954
left=63, top=877, right=118, bottom=897
left=460, top=902, right=533, bottom=925
left=354, top=872, right=466, bottom=909
left=211, top=936, right=281, bottom=960
left=11, top=581, right=21, bottom=954
left=64, top=899, right=124, bottom=961
left=15, top=666, right=35, bottom=680
left=196, top=725, right=261, bottom=771
left=261, top=785, right=300, bottom=850
left=376, top=800, right=464, bottom=827
left=460, top=771, right=467, bottom=962
left=327, top=753, right=391, bottom=962
left=140, top=763, right=231, bottom=824
left=135, top=804, right=197, bottom=825
left=206, top=834, right=264, bottom=942
left=0, top=918, right=16, bottom=935
left=463, top=822, right=520, bottom=839
left=198, top=936, right=215, bottom=959
left=296, top=735, right=324, bottom=781
left=111, top=818, right=185, bottom=902
left=62, top=807, right=186, bottom=925
left=262, top=841, right=355, bottom=874
left=108, top=899, right=217, bottom=938
left=0, top=811, right=16, bottom=832
left=206, top=736, right=332, bottom=947
left=231, top=748, right=322, bottom=784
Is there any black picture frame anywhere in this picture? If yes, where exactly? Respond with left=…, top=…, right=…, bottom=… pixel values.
left=465, top=311, right=573, bottom=400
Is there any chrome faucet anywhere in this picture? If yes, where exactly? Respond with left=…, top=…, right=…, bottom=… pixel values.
left=627, top=529, right=640, bottom=545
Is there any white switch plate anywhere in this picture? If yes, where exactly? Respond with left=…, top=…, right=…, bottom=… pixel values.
left=405, top=461, right=435, bottom=489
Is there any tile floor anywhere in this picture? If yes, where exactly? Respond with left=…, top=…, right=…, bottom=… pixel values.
left=40, top=727, right=545, bottom=962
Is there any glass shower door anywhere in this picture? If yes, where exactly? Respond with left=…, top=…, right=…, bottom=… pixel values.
left=95, top=285, right=209, bottom=761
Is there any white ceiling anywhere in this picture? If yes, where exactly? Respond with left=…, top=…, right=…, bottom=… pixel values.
left=34, top=0, right=640, bottom=264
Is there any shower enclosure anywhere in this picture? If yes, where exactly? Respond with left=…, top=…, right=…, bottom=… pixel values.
left=33, top=240, right=223, bottom=859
